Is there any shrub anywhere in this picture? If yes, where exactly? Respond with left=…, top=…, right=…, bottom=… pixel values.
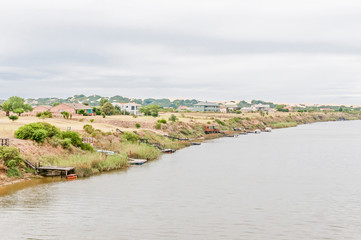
left=135, top=123, right=141, bottom=128
left=0, top=146, right=23, bottom=168
left=36, top=111, right=52, bottom=118
left=90, top=119, right=94, bottom=123
left=155, top=122, right=162, bottom=129
left=32, top=129, right=48, bottom=143
left=83, top=124, right=95, bottom=134
left=80, top=143, right=94, bottom=151
left=122, top=132, right=139, bottom=143
left=9, top=115, right=19, bottom=122
left=15, top=122, right=60, bottom=143
left=7, top=167, right=22, bottom=177
left=158, top=119, right=167, bottom=124
left=60, top=131, right=83, bottom=147
left=169, top=114, right=178, bottom=122
left=62, top=111, right=70, bottom=119
left=61, top=138, right=72, bottom=149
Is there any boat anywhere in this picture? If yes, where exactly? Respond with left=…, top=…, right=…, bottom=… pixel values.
left=128, top=158, right=147, bottom=165
left=66, top=174, right=77, bottom=181
left=264, top=127, right=272, bottom=132
left=190, top=142, right=201, bottom=145
left=162, top=149, right=176, bottom=153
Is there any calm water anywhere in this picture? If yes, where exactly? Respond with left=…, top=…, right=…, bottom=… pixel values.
left=1, top=121, right=361, bottom=239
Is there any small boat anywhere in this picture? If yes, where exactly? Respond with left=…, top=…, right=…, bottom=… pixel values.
left=66, top=174, right=77, bottom=181
left=129, top=158, right=147, bottom=165
left=190, top=142, right=201, bottom=145
left=264, top=127, right=272, bottom=132
left=97, top=150, right=115, bottom=155
left=162, top=149, right=176, bottom=153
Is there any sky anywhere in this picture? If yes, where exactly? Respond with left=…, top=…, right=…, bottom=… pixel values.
left=1, top=0, right=361, bottom=104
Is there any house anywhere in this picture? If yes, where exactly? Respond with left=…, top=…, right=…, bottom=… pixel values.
left=50, top=103, right=94, bottom=116
left=31, top=105, right=52, bottom=115
left=192, top=101, right=220, bottom=112
left=320, top=108, right=335, bottom=112
left=241, top=104, right=270, bottom=113
left=177, top=106, right=190, bottom=111
left=220, top=101, right=240, bottom=113
left=113, top=102, right=141, bottom=115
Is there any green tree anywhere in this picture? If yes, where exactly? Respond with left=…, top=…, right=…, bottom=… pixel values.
left=99, top=98, right=109, bottom=107
left=0, top=96, right=33, bottom=116
left=53, top=102, right=60, bottom=107
left=140, top=105, right=160, bottom=117
left=101, top=102, right=115, bottom=115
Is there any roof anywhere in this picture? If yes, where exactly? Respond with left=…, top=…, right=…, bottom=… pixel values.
left=63, top=103, right=92, bottom=110
left=113, top=102, right=141, bottom=106
left=194, top=101, right=219, bottom=106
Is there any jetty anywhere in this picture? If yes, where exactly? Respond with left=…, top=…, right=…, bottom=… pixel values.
left=37, top=166, right=75, bottom=177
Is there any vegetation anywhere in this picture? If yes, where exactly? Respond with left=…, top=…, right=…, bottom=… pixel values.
left=40, top=153, right=128, bottom=177
left=101, top=102, right=115, bottom=115
left=140, top=105, right=160, bottom=117
left=36, top=110, right=52, bottom=119
left=0, top=146, right=23, bottom=177
left=9, top=115, right=19, bottom=122
left=0, top=96, right=33, bottom=116
left=169, top=114, right=178, bottom=122
left=135, top=123, right=141, bottom=128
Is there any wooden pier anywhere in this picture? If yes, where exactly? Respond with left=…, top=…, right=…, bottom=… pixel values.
left=37, top=166, right=75, bottom=177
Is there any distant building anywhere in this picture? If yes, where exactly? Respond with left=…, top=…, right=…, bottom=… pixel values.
left=31, top=105, right=52, bottom=115
left=113, top=102, right=141, bottom=115
left=50, top=103, right=94, bottom=116
left=177, top=106, right=190, bottom=111
left=320, top=108, right=335, bottom=112
left=241, top=104, right=270, bottom=113
left=193, top=101, right=220, bottom=112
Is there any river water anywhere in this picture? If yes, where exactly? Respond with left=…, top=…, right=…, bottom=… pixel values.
left=1, top=121, right=361, bottom=239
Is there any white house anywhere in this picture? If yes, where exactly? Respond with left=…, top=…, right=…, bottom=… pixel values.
left=241, top=104, right=271, bottom=113
left=113, top=102, right=141, bottom=115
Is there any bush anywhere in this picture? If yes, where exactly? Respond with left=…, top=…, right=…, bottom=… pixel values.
left=36, top=111, right=52, bottom=118
left=90, top=119, right=94, bottom=123
left=7, top=167, right=22, bottom=177
left=135, top=123, right=141, bottom=129
left=158, top=119, right=167, bottom=124
left=15, top=122, right=60, bottom=143
left=83, top=124, right=95, bottom=134
left=32, top=129, right=48, bottom=143
left=0, top=146, right=23, bottom=168
left=155, top=122, right=162, bottom=129
left=9, top=115, right=19, bottom=122
left=81, top=143, right=94, bottom=151
left=169, top=114, right=178, bottom=122
left=60, top=131, right=83, bottom=147
left=122, top=132, right=139, bottom=143
left=61, top=138, right=72, bottom=149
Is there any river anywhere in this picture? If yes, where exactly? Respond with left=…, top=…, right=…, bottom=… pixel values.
left=1, top=121, right=361, bottom=239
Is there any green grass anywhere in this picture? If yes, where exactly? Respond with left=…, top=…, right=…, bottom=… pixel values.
left=269, top=121, right=298, bottom=129
left=39, top=152, right=129, bottom=177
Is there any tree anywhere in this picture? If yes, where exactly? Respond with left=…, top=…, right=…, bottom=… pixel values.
left=53, top=102, right=60, bottom=107
left=0, top=96, right=33, bottom=116
left=140, top=105, right=160, bottom=117
left=101, top=102, right=115, bottom=115
left=78, top=109, right=86, bottom=116
left=99, top=98, right=109, bottom=107
left=61, top=111, right=70, bottom=119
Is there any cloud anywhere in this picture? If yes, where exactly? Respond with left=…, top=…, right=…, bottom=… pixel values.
left=1, top=0, right=361, bottom=104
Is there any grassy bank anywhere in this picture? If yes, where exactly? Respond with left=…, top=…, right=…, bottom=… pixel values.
left=1, top=111, right=361, bottom=186
left=39, top=152, right=129, bottom=177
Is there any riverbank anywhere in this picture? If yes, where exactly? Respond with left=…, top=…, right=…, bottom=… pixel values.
left=1, top=111, right=360, bottom=187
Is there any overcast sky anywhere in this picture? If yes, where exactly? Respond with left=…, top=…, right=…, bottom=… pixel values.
left=1, top=0, right=361, bottom=104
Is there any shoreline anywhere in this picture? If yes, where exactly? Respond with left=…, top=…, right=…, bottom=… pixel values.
left=1, top=112, right=360, bottom=194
